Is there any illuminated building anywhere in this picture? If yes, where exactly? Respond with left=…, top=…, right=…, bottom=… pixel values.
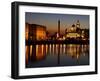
left=65, top=20, right=81, bottom=39
left=25, top=23, right=46, bottom=41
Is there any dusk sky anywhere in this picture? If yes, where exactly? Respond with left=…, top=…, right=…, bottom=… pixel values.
left=25, top=12, right=89, bottom=34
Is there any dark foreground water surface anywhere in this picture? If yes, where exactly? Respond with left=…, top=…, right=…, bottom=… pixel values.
left=26, top=44, right=89, bottom=68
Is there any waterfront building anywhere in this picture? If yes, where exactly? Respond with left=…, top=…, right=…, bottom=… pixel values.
left=25, top=23, right=46, bottom=41
left=65, top=20, right=82, bottom=39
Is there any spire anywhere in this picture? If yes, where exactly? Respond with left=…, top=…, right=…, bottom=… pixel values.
left=76, top=20, right=80, bottom=28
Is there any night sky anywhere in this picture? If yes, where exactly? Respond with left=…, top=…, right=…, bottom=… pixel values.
left=25, top=12, right=89, bottom=34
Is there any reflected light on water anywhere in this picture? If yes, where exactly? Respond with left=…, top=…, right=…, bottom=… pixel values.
left=26, top=44, right=89, bottom=67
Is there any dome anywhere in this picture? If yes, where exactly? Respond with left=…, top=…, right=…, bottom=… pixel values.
left=72, top=24, right=75, bottom=27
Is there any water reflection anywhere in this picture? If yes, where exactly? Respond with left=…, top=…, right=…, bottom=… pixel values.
left=26, top=44, right=89, bottom=68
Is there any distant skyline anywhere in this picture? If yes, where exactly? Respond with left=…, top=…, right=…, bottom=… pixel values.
left=25, top=12, right=89, bottom=34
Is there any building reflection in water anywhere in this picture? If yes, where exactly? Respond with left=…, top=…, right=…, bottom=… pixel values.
left=26, top=44, right=89, bottom=68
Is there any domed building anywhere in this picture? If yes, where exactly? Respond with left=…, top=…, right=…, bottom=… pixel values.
left=65, top=20, right=81, bottom=39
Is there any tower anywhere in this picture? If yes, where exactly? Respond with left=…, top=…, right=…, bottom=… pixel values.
left=58, top=20, right=60, bottom=36
left=76, top=20, right=80, bottom=28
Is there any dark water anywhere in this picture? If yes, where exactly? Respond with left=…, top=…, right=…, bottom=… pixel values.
left=26, top=44, right=89, bottom=68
